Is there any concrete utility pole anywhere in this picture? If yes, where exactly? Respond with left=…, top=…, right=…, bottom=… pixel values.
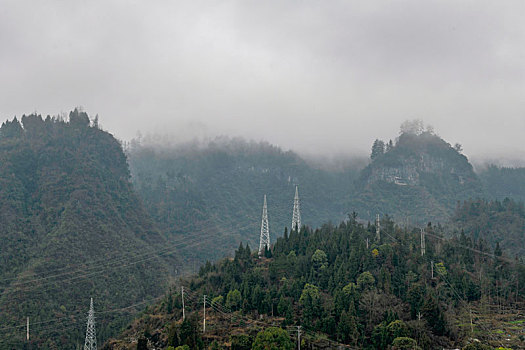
left=26, top=317, right=29, bottom=342
left=84, top=298, right=97, bottom=350
left=366, top=238, right=369, bottom=249
left=431, top=261, right=434, bottom=279
left=203, top=295, right=207, bottom=333
left=469, top=308, right=474, bottom=337
left=296, top=326, right=301, bottom=350
left=258, top=195, right=270, bottom=256
left=181, top=286, right=185, bottom=321
left=291, top=186, right=301, bottom=232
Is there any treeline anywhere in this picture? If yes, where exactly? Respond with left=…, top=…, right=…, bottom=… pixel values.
left=453, top=198, right=525, bottom=257
left=479, top=165, right=525, bottom=204
left=110, top=214, right=525, bottom=349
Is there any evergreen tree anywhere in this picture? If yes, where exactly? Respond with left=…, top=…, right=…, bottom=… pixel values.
left=371, top=139, right=385, bottom=160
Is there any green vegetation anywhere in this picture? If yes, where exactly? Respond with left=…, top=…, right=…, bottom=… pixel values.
left=128, top=121, right=525, bottom=263
left=252, top=327, right=294, bottom=350
left=352, top=124, right=484, bottom=224
left=2, top=113, right=524, bottom=349
left=106, top=213, right=525, bottom=349
left=127, top=137, right=361, bottom=265
left=0, top=111, right=176, bottom=349
left=479, top=165, right=525, bottom=203
left=452, top=198, right=525, bottom=257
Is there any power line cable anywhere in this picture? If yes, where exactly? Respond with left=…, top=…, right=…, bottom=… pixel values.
left=0, top=233, right=195, bottom=288
left=0, top=235, right=207, bottom=298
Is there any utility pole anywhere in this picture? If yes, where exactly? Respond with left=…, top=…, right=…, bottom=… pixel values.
left=291, top=186, right=301, bottom=232
left=296, top=326, right=301, bottom=350
left=469, top=308, right=474, bottom=337
left=258, top=195, right=270, bottom=256
left=366, top=237, right=369, bottom=249
left=26, top=317, right=29, bottom=342
left=516, top=273, right=520, bottom=304
left=431, top=261, right=434, bottom=279
left=375, top=214, right=380, bottom=241
left=181, top=286, right=185, bottom=321
left=203, top=295, right=207, bottom=333
left=420, top=228, right=426, bottom=256
left=84, top=298, right=97, bottom=350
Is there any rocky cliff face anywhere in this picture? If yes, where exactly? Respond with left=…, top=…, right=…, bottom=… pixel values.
left=351, top=131, right=483, bottom=223
left=367, top=154, right=467, bottom=186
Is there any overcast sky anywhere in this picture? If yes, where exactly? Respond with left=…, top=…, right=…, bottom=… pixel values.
left=1, top=0, right=524, bottom=164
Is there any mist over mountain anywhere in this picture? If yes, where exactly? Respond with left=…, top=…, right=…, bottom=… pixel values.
left=350, top=122, right=484, bottom=224
left=127, top=136, right=361, bottom=266
left=0, top=109, right=522, bottom=349
left=127, top=121, right=525, bottom=260
left=2, top=1, right=525, bottom=348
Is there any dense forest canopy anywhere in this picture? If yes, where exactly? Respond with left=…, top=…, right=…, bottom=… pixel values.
left=106, top=214, right=525, bottom=349
left=452, top=198, right=525, bottom=257
left=1, top=112, right=524, bottom=349
left=127, top=121, right=525, bottom=266
left=351, top=124, right=484, bottom=224
left=127, top=137, right=360, bottom=267
left=479, top=165, right=525, bottom=204
left=0, top=110, right=177, bottom=349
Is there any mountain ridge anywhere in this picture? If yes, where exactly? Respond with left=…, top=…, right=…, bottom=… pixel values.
left=0, top=110, right=177, bottom=349
left=350, top=129, right=484, bottom=223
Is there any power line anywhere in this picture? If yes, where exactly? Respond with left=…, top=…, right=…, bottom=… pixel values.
left=0, top=238, right=213, bottom=345
left=0, top=235, right=207, bottom=298
left=383, top=226, right=521, bottom=346
left=0, top=233, right=194, bottom=289
left=0, top=211, right=266, bottom=292
left=438, top=271, right=507, bottom=348
left=0, top=295, right=166, bottom=333
left=424, top=231, right=525, bottom=267
left=185, top=287, right=353, bottom=349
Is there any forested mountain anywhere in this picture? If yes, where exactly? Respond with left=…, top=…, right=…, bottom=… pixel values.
left=127, top=124, right=525, bottom=267
left=2, top=113, right=521, bottom=348
left=0, top=110, right=177, bottom=349
left=452, top=198, right=525, bottom=257
left=478, top=165, right=525, bottom=204
left=127, top=138, right=361, bottom=266
left=105, top=215, right=525, bottom=350
left=351, top=122, right=484, bottom=224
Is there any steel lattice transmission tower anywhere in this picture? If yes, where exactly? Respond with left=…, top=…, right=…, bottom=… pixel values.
left=84, top=298, right=97, bottom=350
left=291, top=186, right=301, bottom=232
left=258, top=195, right=270, bottom=256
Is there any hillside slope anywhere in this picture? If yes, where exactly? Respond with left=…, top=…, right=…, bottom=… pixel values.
left=105, top=216, right=525, bottom=349
left=479, top=165, right=525, bottom=203
left=0, top=111, right=177, bottom=349
left=452, top=198, right=525, bottom=257
left=127, top=138, right=360, bottom=265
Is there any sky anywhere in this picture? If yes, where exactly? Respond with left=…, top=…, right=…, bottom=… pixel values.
left=1, top=0, right=524, bottom=164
